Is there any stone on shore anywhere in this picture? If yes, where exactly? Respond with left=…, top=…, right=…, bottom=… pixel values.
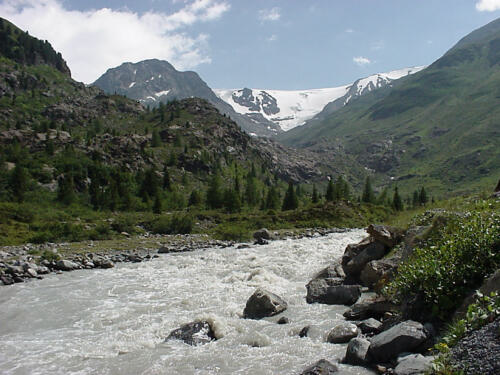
left=166, top=320, right=216, bottom=346
left=55, top=259, right=79, bottom=271
left=356, top=318, right=382, bottom=335
left=394, top=354, right=433, bottom=375
left=253, top=228, right=273, bottom=242
left=306, top=278, right=361, bottom=306
left=327, top=322, right=359, bottom=344
left=300, top=359, right=338, bottom=375
left=243, top=288, right=287, bottom=319
left=344, top=337, right=371, bottom=366
left=369, top=320, right=428, bottom=362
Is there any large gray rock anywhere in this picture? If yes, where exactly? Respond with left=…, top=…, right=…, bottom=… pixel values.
left=369, top=320, right=428, bottom=362
left=55, top=259, right=79, bottom=271
left=367, top=224, right=402, bottom=248
left=356, top=318, right=382, bottom=335
left=300, top=359, right=338, bottom=375
left=342, top=238, right=386, bottom=279
left=360, top=259, right=398, bottom=289
left=243, top=288, right=287, bottom=319
left=327, top=322, right=359, bottom=344
left=394, top=354, right=433, bottom=375
left=253, top=228, right=272, bottom=241
left=165, top=320, right=216, bottom=346
left=306, top=278, right=361, bottom=306
left=344, top=337, right=371, bottom=366
left=312, top=262, right=345, bottom=280
left=343, top=297, right=398, bottom=320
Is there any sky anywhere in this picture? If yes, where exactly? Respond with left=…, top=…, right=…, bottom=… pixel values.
left=0, top=0, right=499, bottom=89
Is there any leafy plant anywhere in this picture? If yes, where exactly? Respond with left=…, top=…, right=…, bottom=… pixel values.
left=384, top=211, right=500, bottom=320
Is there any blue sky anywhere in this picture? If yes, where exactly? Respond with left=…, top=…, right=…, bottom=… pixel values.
left=1, top=0, right=499, bottom=89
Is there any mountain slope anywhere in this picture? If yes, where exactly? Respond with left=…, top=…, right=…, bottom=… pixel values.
left=93, top=59, right=282, bottom=137
left=215, top=67, right=424, bottom=131
left=278, top=18, right=500, bottom=195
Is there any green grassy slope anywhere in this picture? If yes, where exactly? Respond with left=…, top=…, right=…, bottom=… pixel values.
left=278, top=18, right=500, bottom=196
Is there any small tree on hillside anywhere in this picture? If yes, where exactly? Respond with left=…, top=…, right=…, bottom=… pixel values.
left=312, top=184, right=319, bottom=204
left=325, top=179, right=335, bottom=202
left=282, top=182, right=299, bottom=211
left=362, top=176, right=376, bottom=204
left=392, top=186, right=403, bottom=211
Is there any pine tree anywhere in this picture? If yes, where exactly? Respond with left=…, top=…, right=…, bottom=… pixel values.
left=9, top=164, right=28, bottom=202
left=392, top=186, right=403, bottom=211
left=282, top=182, right=299, bottom=211
left=151, top=129, right=161, bottom=147
left=139, top=168, right=159, bottom=202
left=312, top=184, right=319, bottom=204
left=57, top=174, right=76, bottom=205
left=265, top=185, right=280, bottom=210
left=419, top=186, right=428, bottom=206
left=188, top=190, right=203, bottom=207
left=245, top=175, right=259, bottom=207
left=325, top=179, right=335, bottom=202
left=206, top=174, right=223, bottom=209
left=223, top=188, right=241, bottom=213
left=162, top=166, right=171, bottom=191
left=412, top=190, right=419, bottom=207
left=153, top=191, right=163, bottom=214
left=362, top=177, right=376, bottom=204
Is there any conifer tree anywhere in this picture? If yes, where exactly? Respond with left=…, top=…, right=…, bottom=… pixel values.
left=265, top=185, right=280, bottom=210
left=282, top=182, right=299, bottom=211
left=362, top=177, right=376, bottom=204
left=153, top=191, right=162, bottom=214
left=151, top=129, right=161, bottom=147
left=9, top=164, right=28, bottom=202
left=325, top=179, right=335, bottom=202
left=57, top=174, right=75, bottom=205
left=413, top=190, right=420, bottom=207
left=312, top=184, right=319, bottom=204
left=162, top=166, right=171, bottom=191
left=223, top=187, right=241, bottom=213
left=245, top=175, right=259, bottom=207
left=392, top=186, right=403, bottom=211
left=206, top=174, right=223, bottom=209
left=419, top=186, right=428, bottom=205
left=188, top=190, right=203, bottom=207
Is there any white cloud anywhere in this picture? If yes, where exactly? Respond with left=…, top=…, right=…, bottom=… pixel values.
left=353, top=56, right=371, bottom=66
left=267, top=34, right=277, bottom=42
left=0, top=0, right=230, bottom=83
left=476, top=0, right=500, bottom=11
left=259, top=7, right=281, bottom=22
left=345, top=28, right=354, bottom=33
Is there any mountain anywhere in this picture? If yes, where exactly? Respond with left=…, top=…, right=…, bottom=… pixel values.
left=214, top=67, right=424, bottom=132
left=93, top=59, right=282, bottom=137
left=278, top=18, right=500, bottom=195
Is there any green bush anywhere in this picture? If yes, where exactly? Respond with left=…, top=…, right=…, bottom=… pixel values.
left=111, top=215, right=137, bottom=234
left=213, top=223, right=251, bottom=242
left=384, top=211, right=500, bottom=320
left=150, top=214, right=193, bottom=235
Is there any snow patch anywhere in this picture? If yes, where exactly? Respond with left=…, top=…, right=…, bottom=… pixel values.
left=154, top=90, right=170, bottom=97
left=129, top=82, right=136, bottom=88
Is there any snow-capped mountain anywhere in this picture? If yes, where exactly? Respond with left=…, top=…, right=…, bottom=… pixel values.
left=93, top=59, right=282, bottom=137
left=215, top=66, right=425, bottom=132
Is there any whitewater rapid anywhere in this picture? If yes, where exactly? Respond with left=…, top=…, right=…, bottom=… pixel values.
left=0, top=230, right=376, bottom=375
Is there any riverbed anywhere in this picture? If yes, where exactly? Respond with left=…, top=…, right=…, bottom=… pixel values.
left=0, top=229, right=375, bottom=375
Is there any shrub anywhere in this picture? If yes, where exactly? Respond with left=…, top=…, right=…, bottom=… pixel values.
left=111, top=215, right=137, bottom=234
left=384, top=211, right=500, bottom=320
left=150, top=214, right=193, bottom=235
left=214, top=223, right=251, bottom=242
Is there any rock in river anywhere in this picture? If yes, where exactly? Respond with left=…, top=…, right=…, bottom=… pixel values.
left=243, top=288, right=288, bottom=319
left=166, top=320, right=217, bottom=346
left=327, top=322, right=359, bottom=344
left=306, top=278, right=361, bottom=306
left=300, top=359, right=338, bottom=374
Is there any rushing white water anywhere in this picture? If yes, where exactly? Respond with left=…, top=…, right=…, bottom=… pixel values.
left=0, top=230, right=376, bottom=375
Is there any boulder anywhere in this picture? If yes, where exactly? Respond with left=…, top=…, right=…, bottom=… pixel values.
left=306, top=278, right=361, bottom=306
left=343, top=241, right=386, bottom=278
left=357, top=318, right=382, bottom=335
left=344, top=337, right=371, bottom=366
left=158, top=246, right=171, bottom=254
left=300, top=359, right=338, bottom=375
left=360, top=259, right=398, bottom=289
left=243, top=288, right=287, bottom=319
left=299, top=326, right=310, bottom=338
left=367, top=224, right=402, bottom=248
left=277, top=317, right=289, bottom=324
left=369, top=320, right=428, bottom=362
left=394, top=354, right=433, bottom=375
left=326, top=322, right=359, bottom=344
left=55, top=259, right=79, bottom=271
left=312, top=262, right=345, bottom=280
left=165, top=321, right=216, bottom=346
left=343, top=297, right=398, bottom=320
left=253, top=228, right=273, bottom=241
left=1, top=275, right=14, bottom=285
left=99, top=259, right=115, bottom=269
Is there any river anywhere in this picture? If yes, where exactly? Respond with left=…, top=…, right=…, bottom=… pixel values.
left=0, top=229, right=376, bottom=375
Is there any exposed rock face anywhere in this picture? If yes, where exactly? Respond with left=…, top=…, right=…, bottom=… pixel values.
left=394, top=354, right=433, bottom=375
left=306, top=278, right=361, bottom=306
left=344, top=337, right=371, bottom=366
left=326, top=322, right=359, bottom=344
left=300, top=359, right=338, bottom=375
left=449, top=317, right=500, bottom=375
left=366, top=224, right=403, bottom=248
left=243, top=288, right=288, bottom=319
left=165, top=321, right=217, bottom=346
left=369, top=320, right=429, bottom=362
left=342, top=237, right=386, bottom=279
left=93, top=59, right=282, bottom=137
